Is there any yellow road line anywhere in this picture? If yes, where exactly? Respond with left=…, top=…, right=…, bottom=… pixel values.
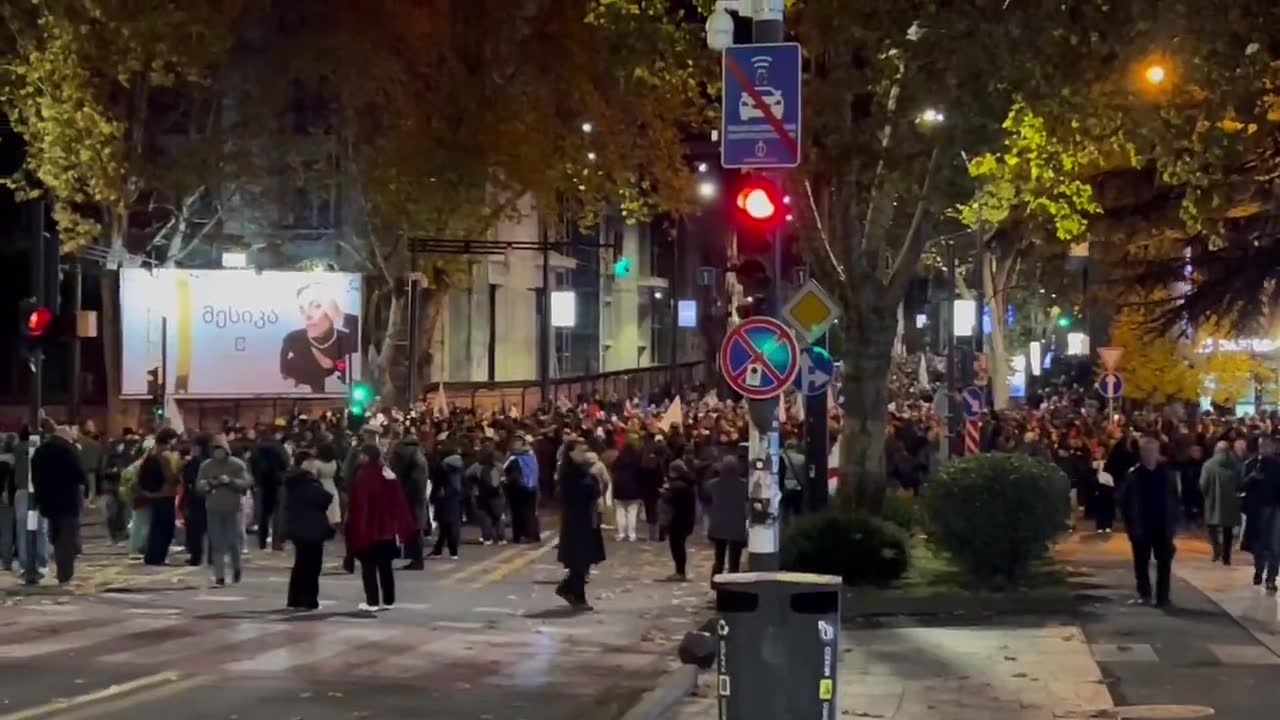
left=50, top=675, right=211, bottom=720
left=471, top=534, right=560, bottom=588
left=440, top=546, right=527, bottom=585
left=0, top=672, right=186, bottom=720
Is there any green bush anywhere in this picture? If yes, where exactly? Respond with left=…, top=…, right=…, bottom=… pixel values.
left=781, top=510, right=910, bottom=586
left=880, top=491, right=919, bottom=532
left=922, top=453, right=1071, bottom=584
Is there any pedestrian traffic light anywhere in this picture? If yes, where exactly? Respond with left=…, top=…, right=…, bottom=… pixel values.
left=733, top=258, right=772, bottom=316
left=349, top=381, right=373, bottom=430
left=1056, top=315, right=1072, bottom=328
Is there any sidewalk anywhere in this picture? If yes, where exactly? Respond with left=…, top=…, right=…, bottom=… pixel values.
left=1174, top=554, right=1280, bottom=658
left=668, top=623, right=1115, bottom=720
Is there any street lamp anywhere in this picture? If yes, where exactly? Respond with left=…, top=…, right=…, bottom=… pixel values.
left=1143, top=64, right=1167, bottom=86
left=581, top=121, right=593, bottom=134
left=916, top=107, right=946, bottom=126
left=697, top=179, right=719, bottom=201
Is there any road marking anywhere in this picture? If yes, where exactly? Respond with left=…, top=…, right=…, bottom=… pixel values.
left=0, top=672, right=185, bottom=720
left=192, top=595, right=247, bottom=602
left=0, top=619, right=177, bottom=658
left=222, top=627, right=394, bottom=673
left=473, top=607, right=521, bottom=615
left=102, top=622, right=286, bottom=664
left=100, top=593, right=157, bottom=601
left=440, top=546, right=526, bottom=585
left=48, top=674, right=213, bottom=720
left=471, top=534, right=560, bottom=588
left=432, top=621, right=485, bottom=630
left=26, top=604, right=80, bottom=612
left=389, top=602, right=431, bottom=610
left=124, top=608, right=181, bottom=616
left=355, top=637, right=453, bottom=678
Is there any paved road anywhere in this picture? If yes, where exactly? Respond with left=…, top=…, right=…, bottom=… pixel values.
left=0, top=522, right=712, bottom=720
left=1066, top=531, right=1280, bottom=720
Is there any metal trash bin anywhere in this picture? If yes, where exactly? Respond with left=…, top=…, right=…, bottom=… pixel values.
left=714, top=571, right=842, bottom=720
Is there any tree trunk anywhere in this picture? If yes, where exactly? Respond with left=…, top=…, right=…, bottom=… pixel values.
left=984, top=247, right=1017, bottom=410
left=838, top=304, right=898, bottom=514
left=417, top=286, right=448, bottom=384
left=377, top=290, right=405, bottom=399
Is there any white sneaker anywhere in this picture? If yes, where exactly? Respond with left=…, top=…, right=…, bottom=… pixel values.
left=358, top=602, right=378, bottom=612
left=377, top=604, right=393, bottom=612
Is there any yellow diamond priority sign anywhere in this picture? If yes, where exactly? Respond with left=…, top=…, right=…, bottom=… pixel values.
left=781, top=279, right=840, bottom=343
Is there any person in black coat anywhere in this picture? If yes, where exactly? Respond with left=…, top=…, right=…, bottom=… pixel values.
left=1117, top=437, right=1181, bottom=607
left=556, top=440, right=604, bottom=610
left=662, top=456, right=698, bottom=581
left=30, top=426, right=87, bottom=585
left=181, top=435, right=212, bottom=567
left=284, top=465, right=335, bottom=611
left=430, top=448, right=465, bottom=559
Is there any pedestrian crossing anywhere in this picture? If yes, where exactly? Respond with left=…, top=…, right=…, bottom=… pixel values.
left=0, top=606, right=669, bottom=689
left=1089, top=641, right=1280, bottom=665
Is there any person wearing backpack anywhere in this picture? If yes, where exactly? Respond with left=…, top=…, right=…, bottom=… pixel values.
left=503, top=434, right=541, bottom=543
left=779, top=438, right=807, bottom=527
left=140, top=429, right=181, bottom=566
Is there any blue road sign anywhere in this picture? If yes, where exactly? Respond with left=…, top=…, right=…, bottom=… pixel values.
left=793, top=346, right=834, bottom=396
left=1097, top=372, right=1124, bottom=399
left=718, top=317, right=801, bottom=400
left=721, top=43, right=802, bottom=169
left=961, top=386, right=984, bottom=419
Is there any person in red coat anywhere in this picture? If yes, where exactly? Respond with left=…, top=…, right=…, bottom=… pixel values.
left=345, top=445, right=416, bottom=612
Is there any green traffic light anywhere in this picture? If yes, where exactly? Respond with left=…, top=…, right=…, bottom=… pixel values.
left=351, top=383, right=372, bottom=404
left=613, top=257, right=633, bottom=279
left=1056, top=316, right=1071, bottom=328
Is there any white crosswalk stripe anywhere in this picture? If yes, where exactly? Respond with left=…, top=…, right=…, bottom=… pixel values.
left=0, top=618, right=179, bottom=658
left=101, top=622, right=287, bottom=664
left=223, top=627, right=396, bottom=673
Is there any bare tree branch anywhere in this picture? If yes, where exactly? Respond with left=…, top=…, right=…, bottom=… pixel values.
left=886, top=146, right=941, bottom=299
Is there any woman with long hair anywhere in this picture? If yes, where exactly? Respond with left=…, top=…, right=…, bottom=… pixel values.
left=346, top=445, right=416, bottom=612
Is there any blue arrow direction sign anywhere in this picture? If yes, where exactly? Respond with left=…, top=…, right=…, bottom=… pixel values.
left=721, top=43, right=802, bottom=169
left=793, top=346, right=834, bottom=396
left=718, top=317, right=801, bottom=400
left=961, top=386, right=984, bottom=419
left=1097, top=372, right=1124, bottom=399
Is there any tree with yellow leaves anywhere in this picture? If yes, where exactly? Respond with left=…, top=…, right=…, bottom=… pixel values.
left=1108, top=305, right=1271, bottom=408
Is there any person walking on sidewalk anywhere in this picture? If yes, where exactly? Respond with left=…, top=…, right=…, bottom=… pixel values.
left=707, top=454, right=749, bottom=585
left=198, top=436, right=253, bottom=586
left=389, top=430, right=429, bottom=569
left=1200, top=440, right=1243, bottom=566
left=1118, top=436, right=1180, bottom=608
left=31, top=425, right=86, bottom=585
left=346, top=445, right=416, bottom=612
left=1243, top=437, right=1280, bottom=592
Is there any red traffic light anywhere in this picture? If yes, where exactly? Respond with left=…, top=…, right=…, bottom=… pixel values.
left=26, top=307, right=53, bottom=337
left=732, top=176, right=785, bottom=231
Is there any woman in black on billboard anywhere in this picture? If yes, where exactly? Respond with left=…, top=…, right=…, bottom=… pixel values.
left=280, top=283, right=357, bottom=393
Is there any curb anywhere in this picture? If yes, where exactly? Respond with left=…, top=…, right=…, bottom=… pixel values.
left=617, top=665, right=698, bottom=720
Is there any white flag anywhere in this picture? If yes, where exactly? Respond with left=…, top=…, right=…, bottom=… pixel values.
left=433, top=381, right=448, bottom=418
left=918, top=354, right=930, bottom=387
left=659, top=396, right=683, bottom=430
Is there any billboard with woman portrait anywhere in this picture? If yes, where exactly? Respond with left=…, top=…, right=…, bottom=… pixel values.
left=119, top=269, right=363, bottom=397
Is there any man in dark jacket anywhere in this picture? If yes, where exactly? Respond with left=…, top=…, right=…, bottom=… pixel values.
left=31, top=426, right=87, bottom=584
left=1244, top=437, right=1280, bottom=592
left=252, top=430, right=289, bottom=551
left=430, top=448, right=464, bottom=560
left=555, top=440, right=603, bottom=610
left=390, top=432, right=429, bottom=569
left=1117, top=436, right=1180, bottom=607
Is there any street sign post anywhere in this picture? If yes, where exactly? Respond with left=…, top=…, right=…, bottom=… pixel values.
left=721, top=43, right=802, bottom=169
left=781, top=279, right=840, bottom=344
left=1097, top=371, right=1124, bottom=426
left=719, top=317, right=801, bottom=400
left=793, top=346, right=834, bottom=396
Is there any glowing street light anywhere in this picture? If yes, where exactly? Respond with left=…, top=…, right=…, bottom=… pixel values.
left=1143, top=64, right=1167, bottom=86
left=697, top=179, right=719, bottom=201
left=696, top=162, right=710, bottom=173
left=581, top=121, right=594, bottom=134
left=586, top=151, right=597, bottom=162
left=916, top=107, right=946, bottom=126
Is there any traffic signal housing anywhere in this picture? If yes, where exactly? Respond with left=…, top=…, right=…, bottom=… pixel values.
left=349, top=381, right=373, bottom=430
left=731, top=175, right=787, bottom=254
left=145, top=366, right=165, bottom=420
left=18, top=297, right=53, bottom=366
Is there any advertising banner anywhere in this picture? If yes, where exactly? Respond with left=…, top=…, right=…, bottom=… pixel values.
left=120, top=269, right=363, bottom=398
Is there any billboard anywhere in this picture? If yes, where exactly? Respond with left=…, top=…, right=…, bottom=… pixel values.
left=120, top=269, right=363, bottom=398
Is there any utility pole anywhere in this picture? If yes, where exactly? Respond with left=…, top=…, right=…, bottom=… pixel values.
left=69, top=263, right=82, bottom=424
left=405, top=274, right=420, bottom=408
left=23, top=200, right=46, bottom=586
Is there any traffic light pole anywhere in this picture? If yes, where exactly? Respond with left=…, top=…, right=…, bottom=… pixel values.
left=24, top=200, right=45, bottom=586
left=744, top=3, right=786, bottom=573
